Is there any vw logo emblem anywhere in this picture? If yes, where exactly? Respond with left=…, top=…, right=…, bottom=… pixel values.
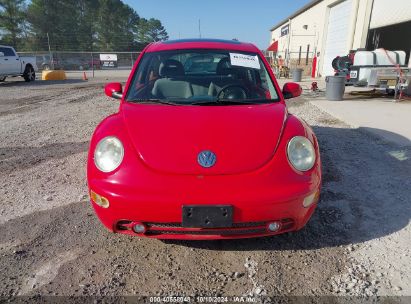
left=197, top=150, right=216, bottom=168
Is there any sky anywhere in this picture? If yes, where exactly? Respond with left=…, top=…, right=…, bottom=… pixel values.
left=123, top=0, right=312, bottom=49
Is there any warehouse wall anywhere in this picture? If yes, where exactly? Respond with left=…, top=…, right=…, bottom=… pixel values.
left=270, top=3, right=326, bottom=60
left=270, top=0, right=373, bottom=76
left=352, top=0, right=374, bottom=49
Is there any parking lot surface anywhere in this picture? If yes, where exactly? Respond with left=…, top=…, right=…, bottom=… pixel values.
left=0, top=77, right=410, bottom=300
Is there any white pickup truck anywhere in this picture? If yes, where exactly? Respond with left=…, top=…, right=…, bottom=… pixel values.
left=0, top=45, right=38, bottom=82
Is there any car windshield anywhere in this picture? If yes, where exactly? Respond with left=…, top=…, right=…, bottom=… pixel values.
left=126, top=49, right=279, bottom=105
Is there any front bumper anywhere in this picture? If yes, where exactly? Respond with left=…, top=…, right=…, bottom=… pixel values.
left=87, top=113, right=321, bottom=240
left=88, top=178, right=319, bottom=240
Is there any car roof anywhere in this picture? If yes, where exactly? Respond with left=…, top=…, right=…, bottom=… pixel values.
left=146, top=39, right=260, bottom=53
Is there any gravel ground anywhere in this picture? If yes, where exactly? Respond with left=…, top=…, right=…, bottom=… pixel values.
left=0, top=76, right=410, bottom=302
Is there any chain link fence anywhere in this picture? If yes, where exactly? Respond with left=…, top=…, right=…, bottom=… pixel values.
left=17, top=51, right=142, bottom=72
left=21, top=50, right=316, bottom=79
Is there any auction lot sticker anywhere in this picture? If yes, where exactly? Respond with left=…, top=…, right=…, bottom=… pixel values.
left=230, top=53, right=260, bottom=69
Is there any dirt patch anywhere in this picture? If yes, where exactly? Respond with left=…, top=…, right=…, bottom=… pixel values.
left=0, top=200, right=347, bottom=298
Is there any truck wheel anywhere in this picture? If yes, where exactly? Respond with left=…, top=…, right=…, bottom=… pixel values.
left=23, top=66, right=36, bottom=82
left=0, top=76, right=6, bottom=82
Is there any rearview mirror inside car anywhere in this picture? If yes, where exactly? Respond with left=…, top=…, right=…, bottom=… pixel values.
left=282, top=82, right=302, bottom=99
left=105, top=82, right=123, bottom=100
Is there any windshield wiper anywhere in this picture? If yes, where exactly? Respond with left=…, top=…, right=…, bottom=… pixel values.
left=129, top=98, right=279, bottom=106
left=128, top=98, right=179, bottom=105
left=188, top=100, right=220, bottom=105
left=217, top=98, right=270, bottom=104
left=190, top=98, right=278, bottom=105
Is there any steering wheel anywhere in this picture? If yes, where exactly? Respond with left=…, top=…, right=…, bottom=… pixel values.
left=216, top=84, right=249, bottom=100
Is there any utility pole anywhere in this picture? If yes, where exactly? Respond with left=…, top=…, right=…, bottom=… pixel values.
left=91, top=28, right=95, bottom=78
left=47, top=32, right=53, bottom=69
left=199, top=19, right=202, bottom=38
left=287, top=19, right=292, bottom=69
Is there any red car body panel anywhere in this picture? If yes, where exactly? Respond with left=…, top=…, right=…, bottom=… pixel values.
left=122, top=103, right=287, bottom=175
left=87, top=39, right=322, bottom=240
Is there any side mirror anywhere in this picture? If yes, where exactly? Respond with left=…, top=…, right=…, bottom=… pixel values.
left=105, top=82, right=123, bottom=99
left=282, top=82, right=302, bottom=99
left=0, top=52, right=4, bottom=57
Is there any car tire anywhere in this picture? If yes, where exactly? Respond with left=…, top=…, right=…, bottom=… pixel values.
left=0, top=76, right=6, bottom=82
left=23, top=65, right=36, bottom=82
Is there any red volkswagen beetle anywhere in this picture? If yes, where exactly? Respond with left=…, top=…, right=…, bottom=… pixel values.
left=87, top=39, right=321, bottom=240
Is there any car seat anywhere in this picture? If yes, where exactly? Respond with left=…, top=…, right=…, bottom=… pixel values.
left=152, top=59, right=193, bottom=99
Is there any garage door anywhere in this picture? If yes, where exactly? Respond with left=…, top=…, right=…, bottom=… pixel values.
left=370, top=0, right=411, bottom=29
left=322, top=0, right=353, bottom=76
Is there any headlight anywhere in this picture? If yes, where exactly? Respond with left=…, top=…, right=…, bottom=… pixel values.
left=287, top=136, right=315, bottom=171
left=94, top=136, right=124, bottom=172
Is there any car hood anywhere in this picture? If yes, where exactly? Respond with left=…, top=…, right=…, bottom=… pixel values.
left=122, top=102, right=287, bottom=175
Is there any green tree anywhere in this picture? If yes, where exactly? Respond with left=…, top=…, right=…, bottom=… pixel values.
left=138, top=18, right=169, bottom=43
left=6, top=0, right=168, bottom=52
left=76, top=0, right=99, bottom=51
left=95, top=0, right=141, bottom=51
left=0, top=0, right=26, bottom=48
left=27, top=0, right=69, bottom=50
left=27, top=0, right=99, bottom=51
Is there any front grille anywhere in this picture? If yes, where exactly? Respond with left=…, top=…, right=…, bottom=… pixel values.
left=115, top=219, right=295, bottom=236
left=233, top=221, right=267, bottom=228
left=116, top=220, right=132, bottom=230
left=280, top=218, right=294, bottom=230
left=145, top=221, right=267, bottom=228
left=146, top=228, right=266, bottom=236
left=145, top=222, right=181, bottom=228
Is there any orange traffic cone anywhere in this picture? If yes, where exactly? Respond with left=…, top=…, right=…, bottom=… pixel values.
left=82, top=72, right=88, bottom=81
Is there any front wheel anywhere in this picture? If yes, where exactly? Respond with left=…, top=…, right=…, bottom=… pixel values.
left=0, top=76, right=6, bottom=82
left=23, top=65, right=35, bottom=82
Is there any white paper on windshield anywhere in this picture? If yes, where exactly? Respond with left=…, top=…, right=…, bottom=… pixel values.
left=229, top=53, right=260, bottom=69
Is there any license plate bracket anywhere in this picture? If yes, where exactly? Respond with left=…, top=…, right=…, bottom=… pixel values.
left=182, top=205, right=233, bottom=228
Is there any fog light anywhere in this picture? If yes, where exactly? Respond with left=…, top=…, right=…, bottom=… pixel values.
left=303, top=190, right=320, bottom=208
left=267, top=221, right=280, bottom=232
left=132, top=223, right=146, bottom=234
left=90, top=190, right=109, bottom=208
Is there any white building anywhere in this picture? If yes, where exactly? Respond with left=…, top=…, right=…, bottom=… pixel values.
left=268, top=0, right=411, bottom=76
